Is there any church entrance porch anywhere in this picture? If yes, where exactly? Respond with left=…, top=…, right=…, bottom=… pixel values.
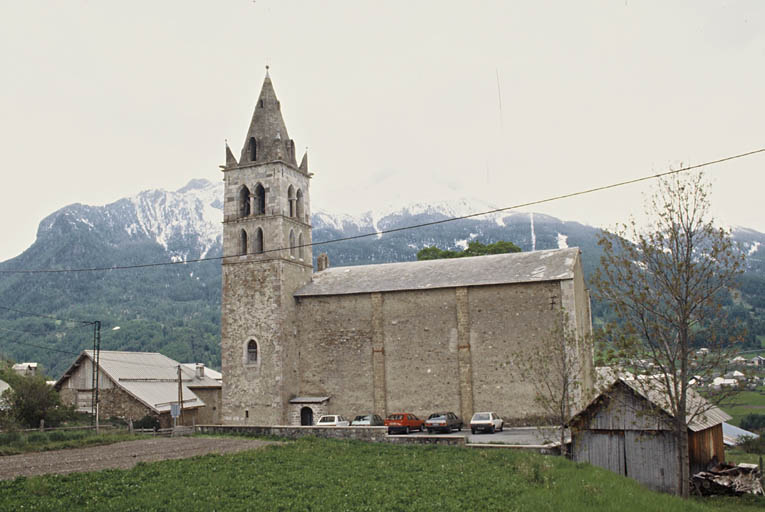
left=288, top=396, right=330, bottom=426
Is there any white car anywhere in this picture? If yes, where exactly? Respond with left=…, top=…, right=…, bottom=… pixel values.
left=316, top=415, right=350, bottom=427
left=470, top=412, right=504, bottom=434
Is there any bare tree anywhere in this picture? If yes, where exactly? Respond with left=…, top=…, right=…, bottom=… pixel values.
left=593, top=172, right=745, bottom=497
left=514, top=310, right=593, bottom=456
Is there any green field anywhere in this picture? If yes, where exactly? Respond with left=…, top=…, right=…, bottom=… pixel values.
left=0, top=437, right=762, bottom=512
left=0, top=429, right=141, bottom=456
left=718, top=389, right=765, bottom=426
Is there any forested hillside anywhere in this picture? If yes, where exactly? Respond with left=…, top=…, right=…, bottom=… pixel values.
left=1, top=179, right=763, bottom=377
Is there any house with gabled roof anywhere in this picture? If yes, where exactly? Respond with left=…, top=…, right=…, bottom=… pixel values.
left=55, top=351, right=221, bottom=428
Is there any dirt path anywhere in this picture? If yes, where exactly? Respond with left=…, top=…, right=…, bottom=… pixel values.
left=0, top=437, right=277, bottom=480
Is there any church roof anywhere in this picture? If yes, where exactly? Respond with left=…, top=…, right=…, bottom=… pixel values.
left=239, top=71, right=298, bottom=167
left=295, top=247, right=580, bottom=297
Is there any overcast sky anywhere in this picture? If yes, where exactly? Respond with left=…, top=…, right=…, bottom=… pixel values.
left=1, top=1, right=764, bottom=262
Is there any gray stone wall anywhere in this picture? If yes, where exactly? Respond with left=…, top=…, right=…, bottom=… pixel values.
left=290, top=279, right=590, bottom=426
left=191, top=387, right=222, bottom=425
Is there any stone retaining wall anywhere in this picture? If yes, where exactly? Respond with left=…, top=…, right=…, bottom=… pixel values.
left=195, top=425, right=465, bottom=446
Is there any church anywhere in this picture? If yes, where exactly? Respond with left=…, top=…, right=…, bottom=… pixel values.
left=219, top=71, right=594, bottom=426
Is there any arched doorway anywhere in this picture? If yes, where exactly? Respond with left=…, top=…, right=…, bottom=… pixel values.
left=300, top=407, right=313, bottom=426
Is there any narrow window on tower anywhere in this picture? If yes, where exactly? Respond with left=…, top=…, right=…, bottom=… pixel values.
left=289, top=230, right=296, bottom=258
left=240, top=229, right=248, bottom=256
left=255, top=227, right=264, bottom=254
left=296, top=189, right=304, bottom=220
left=298, top=232, right=304, bottom=260
left=247, top=340, right=258, bottom=363
left=287, top=185, right=296, bottom=217
left=249, top=137, right=257, bottom=161
left=239, top=186, right=251, bottom=218
left=254, top=183, right=266, bottom=215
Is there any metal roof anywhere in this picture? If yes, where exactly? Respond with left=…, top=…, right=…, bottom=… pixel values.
left=56, top=350, right=221, bottom=414
left=181, top=363, right=222, bottom=382
left=295, top=248, right=580, bottom=297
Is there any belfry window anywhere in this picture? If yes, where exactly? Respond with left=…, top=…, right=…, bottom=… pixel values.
left=249, top=137, right=257, bottom=161
left=296, top=189, right=304, bottom=220
left=298, top=232, right=304, bottom=260
left=247, top=340, right=258, bottom=363
left=289, top=230, right=296, bottom=258
left=240, top=229, right=248, bottom=256
left=287, top=185, right=296, bottom=217
left=254, top=184, right=266, bottom=215
left=239, top=186, right=251, bottom=218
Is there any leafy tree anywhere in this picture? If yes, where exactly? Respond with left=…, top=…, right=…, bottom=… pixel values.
left=593, top=172, right=745, bottom=497
left=416, top=240, right=521, bottom=260
left=512, top=310, right=593, bottom=456
left=0, top=368, right=74, bottom=428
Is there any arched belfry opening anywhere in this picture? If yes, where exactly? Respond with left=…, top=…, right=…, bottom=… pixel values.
left=289, top=230, right=296, bottom=258
left=254, top=184, right=266, bottom=215
left=249, top=137, right=257, bottom=161
left=287, top=185, right=296, bottom=217
left=298, top=232, right=304, bottom=260
left=254, top=227, right=264, bottom=254
left=240, top=229, right=248, bottom=256
left=239, top=186, right=251, bottom=218
left=296, top=189, right=304, bottom=220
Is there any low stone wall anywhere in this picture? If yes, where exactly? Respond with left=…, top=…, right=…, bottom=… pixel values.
left=195, top=425, right=466, bottom=446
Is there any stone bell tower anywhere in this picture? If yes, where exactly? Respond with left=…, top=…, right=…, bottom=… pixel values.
left=220, top=68, right=313, bottom=425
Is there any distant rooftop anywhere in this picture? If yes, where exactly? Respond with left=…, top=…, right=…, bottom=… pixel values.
left=295, top=248, right=580, bottom=297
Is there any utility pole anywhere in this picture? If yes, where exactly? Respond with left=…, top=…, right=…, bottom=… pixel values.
left=89, top=321, right=101, bottom=432
left=177, top=364, right=184, bottom=426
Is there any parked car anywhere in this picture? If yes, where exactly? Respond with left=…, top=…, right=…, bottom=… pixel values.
left=385, top=413, right=425, bottom=434
left=351, top=414, right=385, bottom=426
left=470, top=412, right=504, bottom=434
left=316, top=415, right=350, bottom=427
left=425, top=412, right=463, bottom=433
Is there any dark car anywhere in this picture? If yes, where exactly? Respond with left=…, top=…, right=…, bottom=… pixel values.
left=425, top=412, right=463, bottom=433
left=385, top=413, right=425, bottom=434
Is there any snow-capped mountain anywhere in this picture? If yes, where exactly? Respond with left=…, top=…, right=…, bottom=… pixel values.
left=2, top=177, right=765, bottom=376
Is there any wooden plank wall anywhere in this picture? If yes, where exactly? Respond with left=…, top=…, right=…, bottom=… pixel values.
left=689, top=424, right=724, bottom=474
left=624, top=431, right=678, bottom=494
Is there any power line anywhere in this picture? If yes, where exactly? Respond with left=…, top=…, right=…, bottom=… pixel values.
left=0, top=305, right=93, bottom=327
left=0, top=147, right=763, bottom=276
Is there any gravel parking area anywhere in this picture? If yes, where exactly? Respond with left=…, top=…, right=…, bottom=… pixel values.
left=0, top=437, right=277, bottom=481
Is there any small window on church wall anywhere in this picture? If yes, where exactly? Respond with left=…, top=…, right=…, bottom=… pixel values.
left=259, top=99, right=264, bottom=108
left=240, top=229, right=248, bottom=255
left=254, top=227, right=264, bottom=254
left=247, top=340, right=258, bottom=363
left=239, top=186, right=251, bottom=218
left=287, top=185, right=296, bottom=217
left=296, top=189, right=304, bottom=220
left=249, top=137, right=257, bottom=161
left=254, top=184, right=266, bottom=215
left=289, top=230, right=296, bottom=258
left=298, top=232, right=304, bottom=260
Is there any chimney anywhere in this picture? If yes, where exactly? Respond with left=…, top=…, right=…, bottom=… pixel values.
left=195, top=363, right=205, bottom=379
left=317, top=253, right=330, bottom=272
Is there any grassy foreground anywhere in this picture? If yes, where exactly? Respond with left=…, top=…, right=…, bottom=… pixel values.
left=0, top=429, right=141, bottom=456
left=0, top=437, right=762, bottom=512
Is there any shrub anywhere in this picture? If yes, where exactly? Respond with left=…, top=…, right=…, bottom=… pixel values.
left=134, top=415, right=160, bottom=430
left=738, top=434, right=765, bottom=455
left=740, top=413, right=765, bottom=433
left=48, top=430, right=66, bottom=442
left=0, top=431, right=21, bottom=446
left=26, top=432, right=48, bottom=444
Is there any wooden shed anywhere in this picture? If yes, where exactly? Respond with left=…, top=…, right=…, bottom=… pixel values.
left=569, top=377, right=730, bottom=494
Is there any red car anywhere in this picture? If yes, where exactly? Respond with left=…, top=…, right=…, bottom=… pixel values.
left=385, top=413, right=425, bottom=434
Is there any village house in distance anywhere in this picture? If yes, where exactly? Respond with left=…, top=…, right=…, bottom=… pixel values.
left=220, top=70, right=594, bottom=426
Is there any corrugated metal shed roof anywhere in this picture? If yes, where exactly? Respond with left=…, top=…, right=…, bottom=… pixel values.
left=295, top=247, right=580, bottom=297
left=722, top=422, right=759, bottom=446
